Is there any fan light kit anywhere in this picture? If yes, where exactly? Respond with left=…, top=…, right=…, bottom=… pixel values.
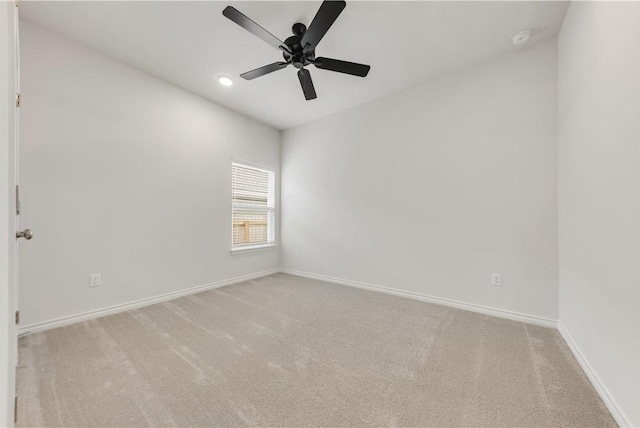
left=218, top=76, right=234, bottom=86
left=222, top=0, right=370, bottom=101
left=512, top=30, right=532, bottom=46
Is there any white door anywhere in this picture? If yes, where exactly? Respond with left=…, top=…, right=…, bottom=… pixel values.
left=1, top=1, right=21, bottom=425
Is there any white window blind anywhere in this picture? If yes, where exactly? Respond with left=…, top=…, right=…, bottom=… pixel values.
left=231, top=161, right=275, bottom=249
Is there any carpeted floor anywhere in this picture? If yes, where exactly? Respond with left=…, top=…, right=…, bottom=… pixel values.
left=17, top=273, right=616, bottom=427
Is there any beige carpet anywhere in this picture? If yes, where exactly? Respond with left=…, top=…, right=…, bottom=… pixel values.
left=17, top=273, right=615, bottom=427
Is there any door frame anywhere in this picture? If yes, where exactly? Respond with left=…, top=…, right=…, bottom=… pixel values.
left=0, top=1, right=18, bottom=426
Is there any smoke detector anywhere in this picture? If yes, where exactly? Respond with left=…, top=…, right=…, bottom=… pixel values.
left=512, top=30, right=531, bottom=46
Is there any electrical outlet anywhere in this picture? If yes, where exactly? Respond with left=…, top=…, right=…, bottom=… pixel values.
left=295, top=250, right=300, bottom=259
left=491, top=273, right=502, bottom=287
left=90, top=273, right=102, bottom=287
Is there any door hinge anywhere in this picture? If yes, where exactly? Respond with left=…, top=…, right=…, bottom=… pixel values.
left=14, top=396, right=17, bottom=423
left=15, top=311, right=19, bottom=325
left=16, top=93, right=21, bottom=108
left=14, top=0, right=18, bottom=7
left=16, top=185, right=20, bottom=215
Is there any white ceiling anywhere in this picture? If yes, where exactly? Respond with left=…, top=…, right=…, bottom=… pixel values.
left=20, top=1, right=568, bottom=130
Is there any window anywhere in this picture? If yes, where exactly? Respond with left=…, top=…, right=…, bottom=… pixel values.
left=231, top=161, right=275, bottom=251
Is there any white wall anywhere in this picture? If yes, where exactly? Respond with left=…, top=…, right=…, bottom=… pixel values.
left=18, top=21, right=280, bottom=327
left=281, top=41, right=558, bottom=321
left=1, top=3, right=17, bottom=425
left=558, top=3, right=640, bottom=426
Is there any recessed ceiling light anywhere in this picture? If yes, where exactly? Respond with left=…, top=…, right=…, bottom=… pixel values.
left=512, top=30, right=532, bottom=46
left=218, top=75, right=234, bottom=87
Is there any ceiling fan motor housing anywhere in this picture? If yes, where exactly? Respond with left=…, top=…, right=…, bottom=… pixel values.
left=284, top=23, right=315, bottom=69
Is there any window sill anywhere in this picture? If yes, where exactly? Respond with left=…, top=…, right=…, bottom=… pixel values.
left=231, top=243, right=277, bottom=254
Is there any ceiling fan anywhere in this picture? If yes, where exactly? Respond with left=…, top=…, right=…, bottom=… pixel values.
left=222, top=1, right=370, bottom=101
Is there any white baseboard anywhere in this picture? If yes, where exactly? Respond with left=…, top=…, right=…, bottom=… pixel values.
left=280, top=269, right=558, bottom=328
left=557, top=322, right=631, bottom=427
left=17, top=269, right=280, bottom=336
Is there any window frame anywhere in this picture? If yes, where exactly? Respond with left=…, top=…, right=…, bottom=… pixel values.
left=230, top=159, right=276, bottom=253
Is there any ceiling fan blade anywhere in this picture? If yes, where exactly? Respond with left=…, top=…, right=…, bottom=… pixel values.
left=313, top=57, right=370, bottom=77
left=240, top=62, right=290, bottom=80
left=222, top=6, right=291, bottom=54
left=297, top=68, right=317, bottom=100
left=300, top=1, right=346, bottom=52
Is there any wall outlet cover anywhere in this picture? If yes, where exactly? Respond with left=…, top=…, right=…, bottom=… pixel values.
left=90, top=273, right=102, bottom=287
left=491, top=273, right=502, bottom=287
